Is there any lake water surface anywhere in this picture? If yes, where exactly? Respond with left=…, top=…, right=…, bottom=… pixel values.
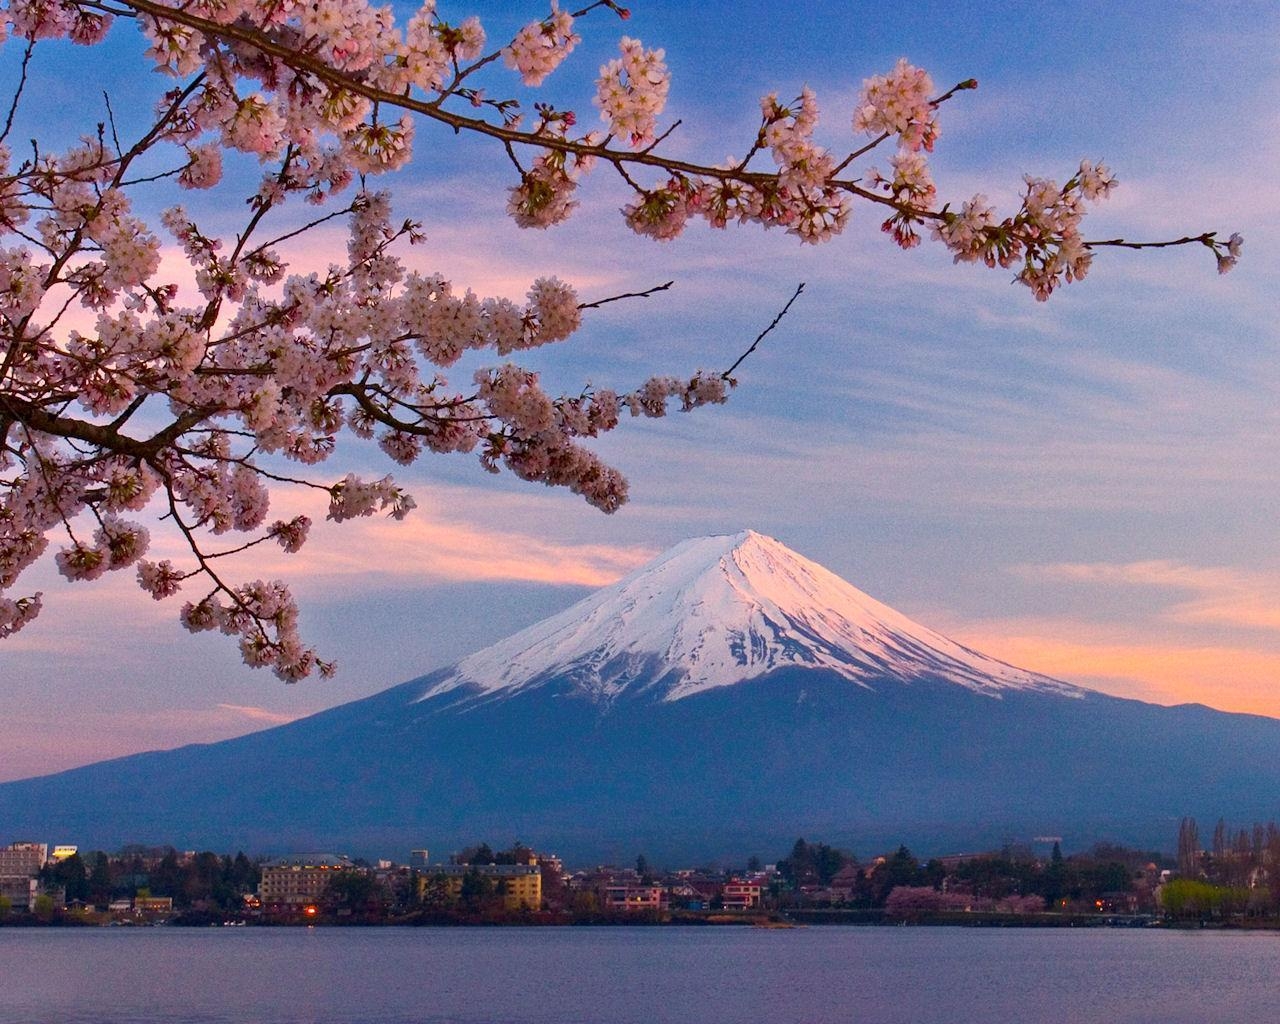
left=3, top=925, right=1278, bottom=1024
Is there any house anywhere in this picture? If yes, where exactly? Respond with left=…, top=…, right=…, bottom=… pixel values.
left=0, top=877, right=38, bottom=912
left=603, top=885, right=668, bottom=912
left=722, top=879, right=762, bottom=910
left=134, top=895, right=174, bottom=915
left=0, top=841, right=47, bottom=877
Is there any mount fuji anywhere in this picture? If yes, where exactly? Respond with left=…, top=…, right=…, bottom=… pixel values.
left=3, top=530, right=1280, bottom=862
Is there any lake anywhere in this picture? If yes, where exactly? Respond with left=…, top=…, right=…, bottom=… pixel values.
left=3, top=925, right=1278, bottom=1023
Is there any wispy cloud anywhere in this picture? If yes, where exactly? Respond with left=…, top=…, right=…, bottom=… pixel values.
left=1019, top=560, right=1280, bottom=635
left=215, top=704, right=302, bottom=725
left=181, top=485, right=658, bottom=591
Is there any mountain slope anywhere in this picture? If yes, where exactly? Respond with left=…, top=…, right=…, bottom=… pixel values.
left=1, top=531, right=1275, bottom=862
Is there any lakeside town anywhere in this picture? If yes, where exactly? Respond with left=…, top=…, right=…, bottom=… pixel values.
left=3, top=817, right=1278, bottom=928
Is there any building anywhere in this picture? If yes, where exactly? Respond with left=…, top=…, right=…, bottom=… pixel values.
left=603, top=885, right=668, bottom=913
left=134, top=895, right=174, bottom=915
left=0, top=877, right=38, bottom=912
left=722, top=880, right=763, bottom=910
left=0, top=842, right=48, bottom=877
left=418, top=864, right=542, bottom=911
left=50, top=845, right=78, bottom=862
left=0, top=842, right=48, bottom=911
left=258, top=853, right=356, bottom=912
left=537, top=853, right=563, bottom=876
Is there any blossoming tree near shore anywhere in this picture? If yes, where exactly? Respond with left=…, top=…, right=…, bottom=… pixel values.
left=0, top=0, right=1241, bottom=679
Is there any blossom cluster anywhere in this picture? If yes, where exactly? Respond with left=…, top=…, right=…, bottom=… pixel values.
left=930, top=161, right=1121, bottom=300
left=853, top=58, right=939, bottom=152
left=504, top=2, right=579, bottom=87
left=594, top=36, right=670, bottom=146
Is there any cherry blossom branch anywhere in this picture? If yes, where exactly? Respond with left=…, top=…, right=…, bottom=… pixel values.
left=99, top=0, right=964, bottom=220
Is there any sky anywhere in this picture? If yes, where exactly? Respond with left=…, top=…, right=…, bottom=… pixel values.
left=2, top=1, right=1278, bottom=781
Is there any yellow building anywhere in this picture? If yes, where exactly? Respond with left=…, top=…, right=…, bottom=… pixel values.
left=419, top=864, right=542, bottom=911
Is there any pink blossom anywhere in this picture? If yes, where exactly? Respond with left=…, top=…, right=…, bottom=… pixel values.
left=137, top=559, right=184, bottom=599
left=271, top=516, right=312, bottom=553
left=504, top=4, right=579, bottom=86
left=179, top=143, right=223, bottom=190
left=853, top=58, right=938, bottom=152
left=595, top=37, right=669, bottom=146
left=0, top=593, right=42, bottom=639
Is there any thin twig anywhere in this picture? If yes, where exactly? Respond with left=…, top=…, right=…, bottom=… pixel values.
left=102, top=92, right=123, bottom=158
left=0, top=40, right=35, bottom=145
left=578, top=280, right=674, bottom=310
left=640, top=119, right=682, bottom=155
left=1085, top=233, right=1215, bottom=250
left=721, top=282, right=805, bottom=381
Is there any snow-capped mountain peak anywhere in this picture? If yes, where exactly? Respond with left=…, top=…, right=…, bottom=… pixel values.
left=418, top=530, right=1082, bottom=704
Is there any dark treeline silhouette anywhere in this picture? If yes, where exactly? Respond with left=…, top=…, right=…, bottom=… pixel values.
left=38, top=848, right=260, bottom=912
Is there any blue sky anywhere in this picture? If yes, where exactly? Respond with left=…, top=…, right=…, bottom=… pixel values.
left=2, top=1, right=1278, bottom=779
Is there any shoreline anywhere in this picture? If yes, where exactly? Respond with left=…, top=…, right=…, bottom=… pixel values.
left=11, top=910, right=1280, bottom=931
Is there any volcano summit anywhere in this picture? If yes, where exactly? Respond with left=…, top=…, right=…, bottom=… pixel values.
left=2, top=531, right=1278, bottom=861
left=423, top=530, right=1082, bottom=704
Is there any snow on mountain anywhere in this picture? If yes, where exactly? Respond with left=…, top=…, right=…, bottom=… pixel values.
left=418, top=529, right=1084, bottom=704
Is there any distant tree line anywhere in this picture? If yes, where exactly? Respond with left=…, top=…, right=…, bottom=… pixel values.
left=38, top=847, right=260, bottom=912
left=1168, top=816, right=1280, bottom=920
left=775, top=837, right=1168, bottom=912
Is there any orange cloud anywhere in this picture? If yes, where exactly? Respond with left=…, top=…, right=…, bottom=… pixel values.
left=955, top=626, right=1280, bottom=718
left=962, top=559, right=1280, bottom=718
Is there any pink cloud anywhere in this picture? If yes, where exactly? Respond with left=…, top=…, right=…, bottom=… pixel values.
left=189, top=485, right=657, bottom=591
left=215, top=704, right=303, bottom=725
left=0, top=704, right=320, bottom=783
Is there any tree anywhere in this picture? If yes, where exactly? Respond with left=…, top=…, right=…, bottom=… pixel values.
left=325, top=869, right=384, bottom=916
left=419, top=872, right=453, bottom=908
left=1177, top=817, right=1200, bottom=877
left=32, top=893, right=56, bottom=921
left=149, top=849, right=183, bottom=902
left=1042, top=842, right=1067, bottom=908
left=88, top=851, right=112, bottom=908
left=462, top=843, right=496, bottom=866
left=459, top=867, right=495, bottom=910
left=0, top=1, right=1238, bottom=678
left=40, top=852, right=89, bottom=903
